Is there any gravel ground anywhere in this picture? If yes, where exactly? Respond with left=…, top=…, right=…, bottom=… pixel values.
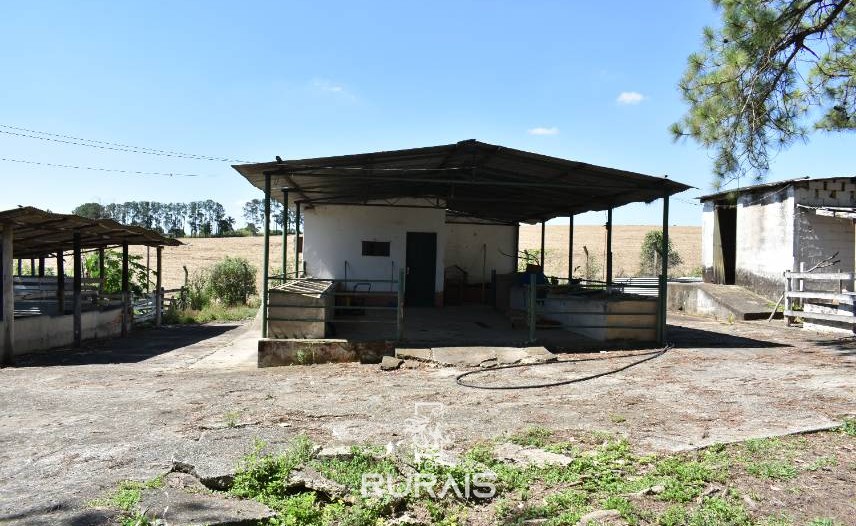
left=0, top=314, right=853, bottom=525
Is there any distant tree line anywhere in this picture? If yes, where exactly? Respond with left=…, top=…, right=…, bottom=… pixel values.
left=72, top=199, right=301, bottom=238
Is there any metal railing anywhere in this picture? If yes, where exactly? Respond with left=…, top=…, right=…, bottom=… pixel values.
left=522, top=274, right=666, bottom=344
left=264, top=268, right=406, bottom=340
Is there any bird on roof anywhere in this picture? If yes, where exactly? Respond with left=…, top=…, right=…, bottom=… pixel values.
left=276, top=156, right=283, bottom=163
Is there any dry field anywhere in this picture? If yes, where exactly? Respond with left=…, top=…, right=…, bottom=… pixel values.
left=519, top=224, right=701, bottom=280
left=127, top=225, right=701, bottom=291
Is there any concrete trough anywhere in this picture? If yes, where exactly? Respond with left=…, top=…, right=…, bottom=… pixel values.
left=258, top=338, right=393, bottom=367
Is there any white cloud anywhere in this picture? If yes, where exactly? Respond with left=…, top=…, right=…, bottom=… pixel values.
left=616, top=91, right=645, bottom=105
left=527, top=127, right=560, bottom=136
left=311, top=79, right=354, bottom=99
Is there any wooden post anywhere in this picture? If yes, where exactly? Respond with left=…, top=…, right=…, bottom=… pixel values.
left=121, top=242, right=129, bottom=337
left=1, top=226, right=14, bottom=366
left=73, top=232, right=82, bottom=348
left=29, top=258, right=35, bottom=277
left=261, top=173, right=271, bottom=338
left=17, top=259, right=22, bottom=276
left=568, top=215, right=574, bottom=280
left=606, top=209, right=613, bottom=286
left=155, top=246, right=163, bottom=327
left=785, top=270, right=793, bottom=326
left=56, top=251, right=65, bottom=314
left=282, top=188, right=289, bottom=281
left=294, top=201, right=301, bottom=278
left=38, top=257, right=44, bottom=278
left=539, top=221, right=546, bottom=269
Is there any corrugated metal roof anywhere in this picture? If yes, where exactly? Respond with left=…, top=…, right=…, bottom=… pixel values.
left=0, top=206, right=181, bottom=258
left=232, top=139, right=691, bottom=223
left=698, top=176, right=856, bottom=202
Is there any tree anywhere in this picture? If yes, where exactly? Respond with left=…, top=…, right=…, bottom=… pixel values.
left=639, top=230, right=683, bottom=276
left=72, top=202, right=106, bottom=219
left=672, top=0, right=854, bottom=188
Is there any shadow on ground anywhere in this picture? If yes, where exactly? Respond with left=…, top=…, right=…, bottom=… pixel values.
left=11, top=324, right=238, bottom=367
left=667, top=324, right=790, bottom=349
left=811, top=336, right=856, bottom=358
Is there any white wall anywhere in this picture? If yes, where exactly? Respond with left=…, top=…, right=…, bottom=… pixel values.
left=444, top=222, right=517, bottom=282
left=303, top=204, right=446, bottom=293
left=794, top=178, right=856, bottom=272
left=701, top=202, right=715, bottom=269
left=735, top=188, right=795, bottom=280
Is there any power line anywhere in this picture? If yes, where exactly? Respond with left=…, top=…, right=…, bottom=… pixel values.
left=0, top=124, right=254, bottom=163
left=0, top=157, right=208, bottom=177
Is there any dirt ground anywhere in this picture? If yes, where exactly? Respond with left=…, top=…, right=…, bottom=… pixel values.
left=119, top=225, right=701, bottom=293
left=0, top=313, right=852, bottom=524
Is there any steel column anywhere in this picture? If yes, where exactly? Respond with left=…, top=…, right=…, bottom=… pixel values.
left=262, top=173, right=271, bottom=338
left=294, top=201, right=301, bottom=278
left=606, top=209, right=613, bottom=286
left=281, top=188, right=289, bottom=281
left=1, top=226, right=14, bottom=366
left=155, top=246, right=163, bottom=327
left=56, top=252, right=65, bottom=314
left=539, top=221, right=545, bottom=269
left=73, top=232, right=82, bottom=347
left=121, top=242, right=129, bottom=337
left=568, top=215, right=574, bottom=279
left=659, top=195, right=670, bottom=344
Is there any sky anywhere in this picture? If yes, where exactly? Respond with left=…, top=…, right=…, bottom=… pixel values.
left=0, top=1, right=853, bottom=227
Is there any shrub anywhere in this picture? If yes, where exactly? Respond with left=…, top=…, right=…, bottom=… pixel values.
left=639, top=230, right=683, bottom=276
left=186, top=268, right=211, bottom=310
left=208, top=257, right=257, bottom=306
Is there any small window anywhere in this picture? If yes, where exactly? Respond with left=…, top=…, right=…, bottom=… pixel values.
left=362, top=241, right=390, bottom=257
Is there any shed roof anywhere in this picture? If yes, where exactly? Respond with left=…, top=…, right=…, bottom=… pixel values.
left=233, top=139, right=691, bottom=223
left=698, top=176, right=856, bottom=202
left=0, top=207, right=181, bottom=258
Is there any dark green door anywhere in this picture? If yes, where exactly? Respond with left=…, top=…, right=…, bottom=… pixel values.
left=405, top=232, right=437, bottom=307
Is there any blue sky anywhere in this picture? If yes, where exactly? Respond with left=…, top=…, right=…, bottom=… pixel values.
left=1, top=1, right=852, bottom=226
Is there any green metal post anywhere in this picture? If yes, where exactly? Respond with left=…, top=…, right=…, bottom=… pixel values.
left=294, top=201, right=301, bottom=278
left=659, top=194, right=670, bottom=344
left=568, top=215, right=574, bottom=280
left=528, top=272, right=536, bottom=343
left=397, top=268, right=405, bottom=340
left=606, top=208, right=613, bottom=287
left=262, top=174, right=271, bottom=338
left=281, top=188, right=289, bottom=282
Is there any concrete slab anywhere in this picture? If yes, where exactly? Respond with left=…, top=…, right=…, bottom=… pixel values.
left=397, top=346, right=557, bottom=367
left=172, top=426, right=296, bottom=490
left=139, top=482, right=275, bottom=525
left=668, top=283, right=779, bottom=321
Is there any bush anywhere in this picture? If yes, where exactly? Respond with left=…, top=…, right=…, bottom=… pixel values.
left=187, top=268, right=211, bottom=310
left=639, top=230, right=683, bottom=276
left=208, top=257, right=257, bottom=306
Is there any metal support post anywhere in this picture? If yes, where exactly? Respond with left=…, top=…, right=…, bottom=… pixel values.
left=281, top=188, right=289, bottom=281
left=539, top=221, right=545, bottom=269
left=528, top=272, right=537, bottom=343
left=73, top=232, right=82, bottom=347
left=262, top=173, right=271, bottom=338
left=294, top=201, right=301, bottom=278
left=396, top=268, right=406, bottom=340
left=121, top=242, right=130, bottom=337
left=568, top=215, right=574, bottom=280
left=606, top=209, right=613, bottom=286
left=155, top=246, right=163, bottom=327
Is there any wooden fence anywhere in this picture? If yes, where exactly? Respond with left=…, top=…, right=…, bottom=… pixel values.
left=784, top=269, right=856, bottom=326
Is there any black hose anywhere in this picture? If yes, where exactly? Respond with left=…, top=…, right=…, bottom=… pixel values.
left=455, top=345, right=673, bottom=390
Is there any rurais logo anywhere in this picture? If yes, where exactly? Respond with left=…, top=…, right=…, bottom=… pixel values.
left=361, top=402, right=496, bottom=499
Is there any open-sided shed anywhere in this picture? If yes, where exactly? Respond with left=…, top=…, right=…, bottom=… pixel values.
left=234, top=140, right=691, bottom=356
left=0, top=207, right=180, bottom=364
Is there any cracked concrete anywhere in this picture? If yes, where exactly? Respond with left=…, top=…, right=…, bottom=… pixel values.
left=0, top=314, right=853, bottom=524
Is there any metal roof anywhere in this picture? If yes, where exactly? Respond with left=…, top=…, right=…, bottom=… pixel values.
left=0, top=206, right=181, bottom=258
left=232, top=139, right=691, bottom=223
left=698, top=176, right=856, bottom=201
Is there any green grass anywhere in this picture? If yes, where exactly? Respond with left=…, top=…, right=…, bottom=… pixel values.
left=88, top=475, right=164, bottom=525
left=310, top=447, right=398, bottom=490
left=509, top=426, right=554, bottom=448
left=840, top=418, right=856, bottom=437
left=163, top=303, right=259, bottom=324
